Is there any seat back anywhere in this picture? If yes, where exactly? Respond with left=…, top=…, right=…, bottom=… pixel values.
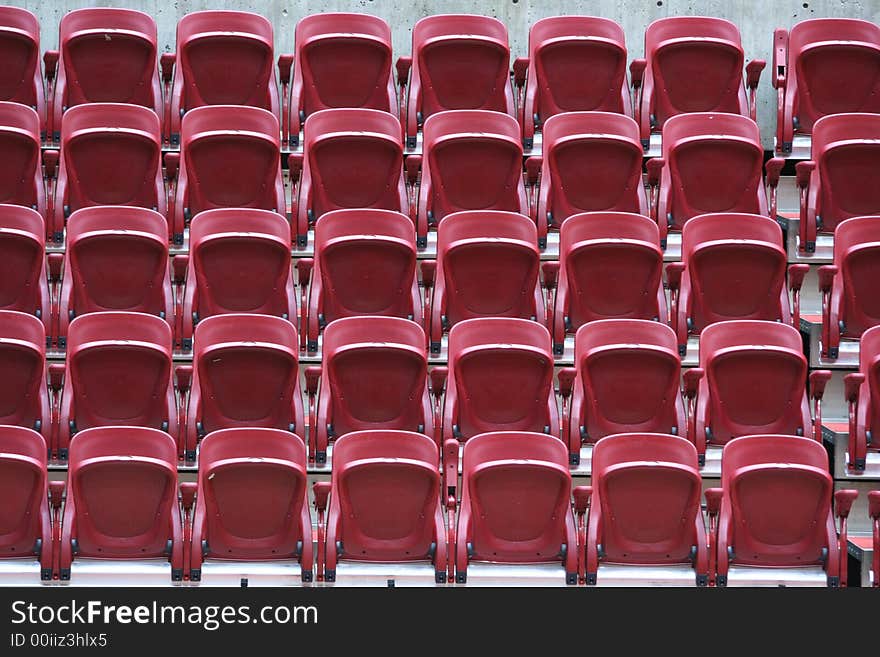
left=559, top=212, right=663, bottom=325
left=448, top=318, right=555, bottom=440
left=177, top=11, right=276, bottom=111
left=700, top=321, right=808, bottom=443
left=331, top=430, right=440, bottom=561
left=189, top=209, right=292, bottom=318
left=682, top=213, right=787, bottom=329
left=66, top=312, right=173, bottom=432
left=644, top=17, right=746, bottom=128
left=64, top=207, right=169, bottom=317
left=835, top=216, right=880, bottom=336
left=461, top=432, right=572, bottom=563
left=322, top=317, right=428, bottom=437
left=0, top=7, right=42, bottom=109
left=575, top=319, right=684, bottom=441
left=542, top=112, right=646, bottom=219
left=663, top=113, right=765, bottom=228
left=192, top=314, right=302, bottom=436
left=528, top=17, right=628, bottom=119
left=0, top=426, right=48, bottom=557
left=436, top=211, right=539, bottom=327
left=0, top=311, right=47, bottom=436
left=294, top=14, right=394, bottom=115
left=591, top=433, right=702, bottom=564
left=721, top=435, right=833, bottom=567
left=303, top=109, right=404, bottom=217
left=813, top=113, right=880, bottom=232
left=196, top=428, right=308, bottom=559
left=412, top=14, right=513, bottom=122
left=859, top=326, right=880, bottom=438
left=0, top=205, right=45, bottom=316
left=58, top=9, right=159, bottom=109
left=0, top=102, right=40, bottom=209
left=60, top=103, right=162, bottom=211
left=181, top=105, right=282, bottom=216
left=66, top=427, right=178, bottom=558
left=314, top=209, right=416, bottom=322
left=422, top=110, right=526, bottom=222
left=788, top=19, right=880, bottom=135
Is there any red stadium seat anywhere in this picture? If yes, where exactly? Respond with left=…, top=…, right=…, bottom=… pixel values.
left=190, top=428, right=312, bottom=583
left=309, top=316, right=432, bottom=464
left=586, top=433, right=707, bottom=586
left=820, top=216, right=880, bottom=359
left=287, top=14, right=396, bottom=149
left=401, top=14, right=516, bottom=149
left=454, top=431, right=577, bottom=585
left=516, top=16, right=631, bottom=148
left=633, top=16, right=761, bottom=147
left=443, top=318, right=558, bottom=443
left=318, top=430, right=446, bottom=583
left=295, top=108, right=407, bottom=248
left=57, top=207, right=173, bottom=346
left=167, top=10, right=280, bottom=144
left=0, top=311, right=51, bottom=449
left=417, top=110, right=528, bottom=248
left=0, top=206, right=51, bottom=336
left=708, top=435, right=853, bottom=587
left=774, top=19, right=880, bottom=153
left=690, top=321, right=823, bottom=466
left=427, top=211, right=543, bottom=354
left=0, top=103, right=45, bottom=235
left=184, top=314, right=304, bottom=462
left=50, top=8, right=162, bottom=141
left=535, top=112, right=649, bottom=237
left=52, top=103, right=165, bottom=243
left=0, top=426, right=52, bottom=582
left=57, top=312, right=178, bottom=460
left=797, top=113, right=880, bottom=253
left=58, top=426, right=183, bottom=582
left=179, top=208, right=295, bottom=350
left=0, top=7, right=45, bottom=135
left=551, top=212, right=665, bottom=355
left=669, top=213, right=795, bottom=355
left=172, top=105, right=285, bottom=245
left=305, top=209, right=420, bottom=352
left=564, top=320, right=686, bottom=466
left=651, top=112, right=769, bottom=247
left=843, top=325, right=880, bottom=471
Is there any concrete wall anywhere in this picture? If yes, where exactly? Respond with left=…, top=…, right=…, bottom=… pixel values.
left=10, top=0, right=880, bottom=147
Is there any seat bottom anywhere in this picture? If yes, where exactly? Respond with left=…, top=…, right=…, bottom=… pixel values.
left=196, top=558, right=309, bottom=587
left=325, top=561, right=443, bottom=587
left=0, top=558, right=48, bottom=586
left=723, top=564, right=828, bottom=587
left=59, top=558, right=179, bottom=587
left=593, top=563, right=701, bottom=587
left=458, top=562, right=572, bottom=587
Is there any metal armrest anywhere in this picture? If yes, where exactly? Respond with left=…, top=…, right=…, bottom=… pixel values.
left=572, top=485, right=591, bottom=583
left=558, top=367, right=578, bottom=465
left=430, top=365, right=448, bottom=446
